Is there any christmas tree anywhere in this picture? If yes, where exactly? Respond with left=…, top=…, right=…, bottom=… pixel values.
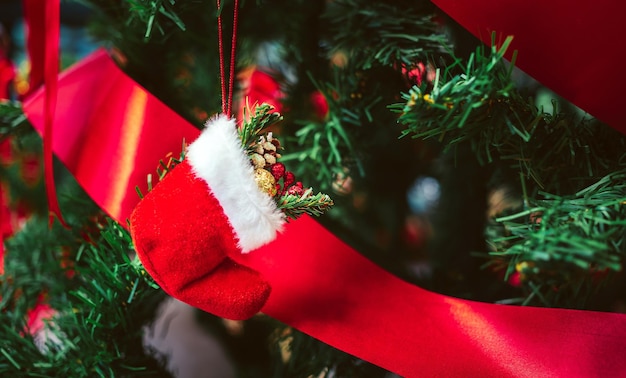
left=1, top=1, right=626, bottom=377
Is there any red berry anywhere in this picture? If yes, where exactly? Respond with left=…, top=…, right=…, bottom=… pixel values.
left=284, top=171, right=296, bottom=187
left=270, top=163, right=286, bottom=180
left=287, top=184, right=304, bottom=196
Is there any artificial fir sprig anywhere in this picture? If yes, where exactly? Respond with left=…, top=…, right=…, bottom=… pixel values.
left=278, top=190, right=334, bottom=220
left=391, top=32, right=626, bottom=309
left=393, top=35, right=518, bottom=164
left=0, top=101, right=31, bottom=143
left=127, top=0, right=187, bottom=40
left=279, top=0, right=448, bottom=195
left=0, top=115, right=168, bottom=374
left=1, top=199, right=169, bottom=376
left=324, top=0, right=445, bottom=69
left=487, top=169, right=626, bottom=308
left=393, top=35, right=626, bottom=194
left=239, top=103, right=284, bottom=152
left=280, top=71, right=369, bottom=189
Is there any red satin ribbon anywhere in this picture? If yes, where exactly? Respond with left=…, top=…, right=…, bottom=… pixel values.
left=432, top=0, right=626, bottom=132
left=22, top=49, right=626, bottom=377
left=23, top=0, right=66, bottom=226
left=0, top=184, right=5, bottom=274
left=22, top=51, right=196, bottom=222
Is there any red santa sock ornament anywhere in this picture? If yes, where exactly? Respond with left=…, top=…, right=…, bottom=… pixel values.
left=130, top=115, right=285, bottom=320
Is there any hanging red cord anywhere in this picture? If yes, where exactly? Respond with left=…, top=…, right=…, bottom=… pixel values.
left=23, top=0, right=67, bottom=227
left=216, top=0, right=240, bottom=118
left=216, top=0, right=226, bottom=114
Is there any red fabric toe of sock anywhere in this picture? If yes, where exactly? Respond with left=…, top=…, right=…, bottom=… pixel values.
left=177, top=257, right=271, bottom=320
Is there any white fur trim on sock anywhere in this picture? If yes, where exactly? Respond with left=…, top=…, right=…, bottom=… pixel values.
left=186, top=115, right=285, bottom=253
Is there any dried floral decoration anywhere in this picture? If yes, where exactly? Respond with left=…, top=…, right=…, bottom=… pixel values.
left=240, top=104, right=334, bottom=220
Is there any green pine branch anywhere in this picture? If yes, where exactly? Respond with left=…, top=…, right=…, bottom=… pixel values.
left=280, top=68, right=380, bottom=190
left=1, top=167, right=169, bottom=376
left=323, top=0, right=445, bottom=69
left=392, top=35, right=518, bottom=163
left=239, top=103, right=284, bottom=152
left=124, top=0, right=187, bottom=40
left=278, top=190, right=334, bottom=220
left=0, top=101, right=31, bottom=143
left=393, top=34, right=626, bottom=194
left=488, top=169, right=626, bottom=308
left=1, top=217, right=169, bottom=377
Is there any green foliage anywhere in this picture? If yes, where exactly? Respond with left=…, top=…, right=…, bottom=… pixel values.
left=1, top=216, right=169, bottom=377
left=0, top=101, right=31, bottom=143
left=1, top=164, right=168, bottom=376
left=239, top=103, right=284, bottom=153
left=393, top=33, right=626, bottom=309
left=126, top=0, right=187, bottom=40
left=393, top=35, right=626, bottom=194
left=488, top=170, right=626, bottom=308
left=83, top=0, right=221, bottom=125
left=393, top=36, right=518, bottom=164
left=323, top=0, right=444, bottom=69
left=281, top=0, right=449, bottom=192
left=278, top=190, right=334, bottom=220
left=280, top=69, right=371, bottom=190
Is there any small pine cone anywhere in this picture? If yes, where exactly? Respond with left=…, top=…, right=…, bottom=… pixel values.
left=255, top=144, right=265, bottom=155
left=263, top=141, right=277, bottom=152
left=271, top=138, right=281, bottom=149
left=251, top=154, right=266, bottom=169
left=267, top=132, right=281, bottom=148
left=264, top=153, right=277, bottom=165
